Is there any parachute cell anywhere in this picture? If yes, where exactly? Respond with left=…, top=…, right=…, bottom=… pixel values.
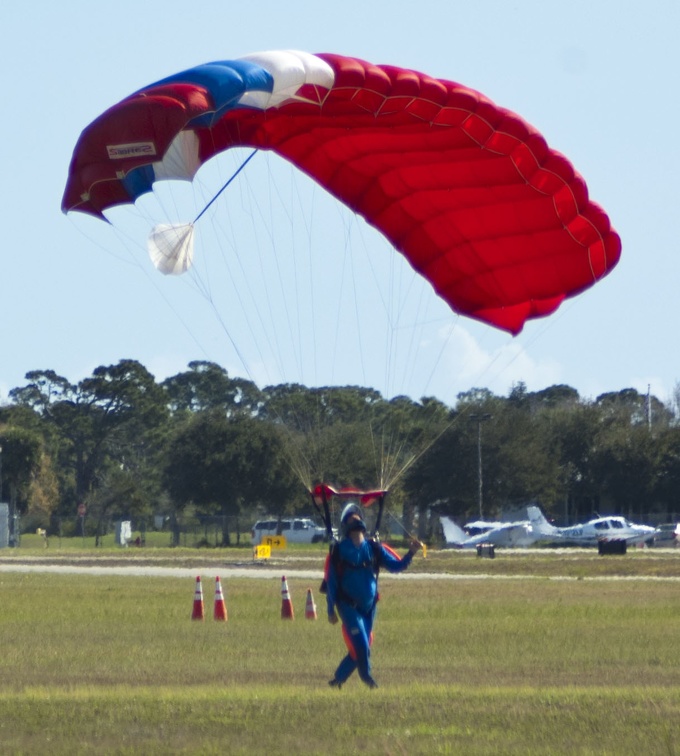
left=62, top=50, right=621, bottom=335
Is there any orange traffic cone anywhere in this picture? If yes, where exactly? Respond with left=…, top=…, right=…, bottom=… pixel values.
left=214, top=576, right=228, bottom=621
left=305, top=588, right=317, bottom=620
left=191, top=576, right=204, bottom=621
left=281, top=575, right=294, bottom=619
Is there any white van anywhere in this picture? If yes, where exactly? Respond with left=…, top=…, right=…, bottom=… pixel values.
left=251, top=517, right=327, bottom=545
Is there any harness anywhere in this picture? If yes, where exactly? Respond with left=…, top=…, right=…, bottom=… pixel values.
left=321, top=538, right=382, bottom=609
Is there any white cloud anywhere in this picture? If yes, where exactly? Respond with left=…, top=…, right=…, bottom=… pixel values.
left=425, top=324, right=564, bottom=403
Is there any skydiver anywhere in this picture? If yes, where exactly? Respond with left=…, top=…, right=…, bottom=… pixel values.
left=326, top=502, right=422, bottom=689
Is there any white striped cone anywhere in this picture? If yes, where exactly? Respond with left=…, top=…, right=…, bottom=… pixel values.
left=214, top=576, right=227, bottom=621
left=305, top=588, right=317, bottom=620
left=191, top=576, right=204, bottom=621
left=281, top=575, right=294, bottom=619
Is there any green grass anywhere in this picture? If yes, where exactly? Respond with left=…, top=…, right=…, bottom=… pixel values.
left=1, top=552, right=680, bottom=753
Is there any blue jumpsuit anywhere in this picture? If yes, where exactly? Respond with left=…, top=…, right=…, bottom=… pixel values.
left=326, top=537, right=413, bottom=684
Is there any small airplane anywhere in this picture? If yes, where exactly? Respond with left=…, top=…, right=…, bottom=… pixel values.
left=440, top=506, right=546, bottom=548
left=528, top=509, right=659, bottom=547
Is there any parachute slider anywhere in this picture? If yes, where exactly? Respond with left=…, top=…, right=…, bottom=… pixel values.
left=311, top=483, right=389, bottom=540
left=311, top=483, right=387, bottom=508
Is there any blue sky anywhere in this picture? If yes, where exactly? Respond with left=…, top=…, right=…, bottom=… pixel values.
left=2, top=1, right=678, bottom=408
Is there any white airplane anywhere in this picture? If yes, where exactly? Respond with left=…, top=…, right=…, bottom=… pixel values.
left=528, top=509, right=659, bottom=547
left=440, top=506, right=546, bottom=548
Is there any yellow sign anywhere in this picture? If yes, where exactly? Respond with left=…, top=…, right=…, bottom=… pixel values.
left=263, top=535, right=287, bottom=550
left=254, top=544, right=271, bottom=560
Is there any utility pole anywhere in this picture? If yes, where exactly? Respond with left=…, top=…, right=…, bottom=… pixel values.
left=469, top=414, right=492, bottom=519
left=647, top=384, right=652, bottom=431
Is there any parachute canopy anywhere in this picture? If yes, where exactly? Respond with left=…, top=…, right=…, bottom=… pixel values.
left=63, top=50, right=621, bottom=334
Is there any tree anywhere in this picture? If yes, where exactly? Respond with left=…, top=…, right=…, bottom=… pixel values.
left=259, top=385, right=444, bottom=493
left=595, top=387, right=672, bottom=430
left=543, top=404, right=601, bottom=523
left=164, top=412, right=298, bottom=544
left=0, top=426, right=43, bottom=514
left=162, top=361, right=262, bottom=416
left=10, top=361, right=168, bottom=519
left=304, top=420, right=386, bottom=490
left=261, top=384, right=384, bottom=429
left=528, top=384, right=581, bottom=411
left=403, top=416, right=474, bottom=520
left=591, top=423, right=656, bottom=519
left=651, top=427, right=680, bottom=516
left=489, top=400, right=560, bottom=508
left=405, top=388, right=584, bottom=524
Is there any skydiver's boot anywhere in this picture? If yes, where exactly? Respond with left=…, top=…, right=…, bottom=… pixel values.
left=328, top=677, right=343, bottom=689
left=362, top=676, right=378, bottom=689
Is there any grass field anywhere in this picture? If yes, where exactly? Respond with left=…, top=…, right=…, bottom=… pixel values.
left=1, top=544, right=679, bottom=754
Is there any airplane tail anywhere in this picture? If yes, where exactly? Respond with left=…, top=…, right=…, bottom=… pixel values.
left=527, top=506, right=558, bottom=538
left=439, top=516, right=467, bottom=547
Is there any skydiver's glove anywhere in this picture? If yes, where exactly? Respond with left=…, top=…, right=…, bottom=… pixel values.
left=408, top=539, right=423, bottom=555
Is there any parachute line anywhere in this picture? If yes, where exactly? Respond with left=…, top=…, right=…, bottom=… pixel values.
left=193, top=149, right=258, bottom=224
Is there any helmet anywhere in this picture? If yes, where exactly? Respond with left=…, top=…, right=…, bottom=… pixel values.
left=340, top=502, right=366, bottom=536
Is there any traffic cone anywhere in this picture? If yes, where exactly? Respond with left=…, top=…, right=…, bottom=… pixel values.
left=281, top=575, right=294, bottom=619
left=191, top=576, right=204, bottom=621
left=214, top=576, right=228, bottom=621
left=305, top=588, right=317, bottom=620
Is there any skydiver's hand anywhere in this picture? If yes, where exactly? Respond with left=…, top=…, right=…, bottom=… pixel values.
left=408, top=538, right=423, bottom=555
left=328, top=612, right=338, bottom=625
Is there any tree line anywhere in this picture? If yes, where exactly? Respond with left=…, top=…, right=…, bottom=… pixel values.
left=1, top=358, right=679, bottom=543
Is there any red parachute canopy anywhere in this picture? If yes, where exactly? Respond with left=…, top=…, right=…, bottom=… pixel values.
left=63, top=51, right=620, bottom=335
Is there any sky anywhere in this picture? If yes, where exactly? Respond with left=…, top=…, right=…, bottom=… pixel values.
left=2, top=1, right=678, bottom=410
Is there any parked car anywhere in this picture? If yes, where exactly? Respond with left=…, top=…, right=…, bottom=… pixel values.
left=251, top=517, right=327, bottom=545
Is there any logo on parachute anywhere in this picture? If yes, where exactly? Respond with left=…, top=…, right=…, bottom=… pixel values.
left=107, top=142, right=157, bottom=159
